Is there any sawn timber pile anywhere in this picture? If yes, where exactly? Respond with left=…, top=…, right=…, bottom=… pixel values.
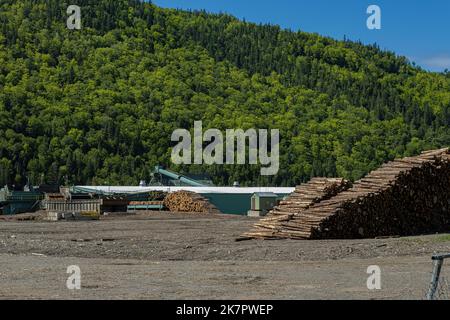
left=238, top=178, right=352, bottom=240
left=270, top=148, right=450, bottom=240
left=163, top=191, right=221, bottom=214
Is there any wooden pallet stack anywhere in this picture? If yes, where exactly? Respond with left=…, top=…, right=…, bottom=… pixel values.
left=163, top=191, right=221, bottom=214
left=273, top=148, right=450, bottom=240
left=238, top=178, right=352, bottom=240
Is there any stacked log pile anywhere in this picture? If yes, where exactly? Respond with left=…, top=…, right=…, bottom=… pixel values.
left=163, top=191, right=221, bottom=214
left=238, top=178, right=352, bottom=240
left=129, top=201, right=164, bottom=206
left=272, top=148, right=450, bottom=240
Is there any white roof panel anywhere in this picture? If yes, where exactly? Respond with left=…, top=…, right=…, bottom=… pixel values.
left=75, top=186, right=295, bottom=195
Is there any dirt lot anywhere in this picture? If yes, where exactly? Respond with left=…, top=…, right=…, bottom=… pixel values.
left=1, top=212, right=450, bottom=299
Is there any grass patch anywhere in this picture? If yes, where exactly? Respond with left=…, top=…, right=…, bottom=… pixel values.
left=436, top=234, right=450, bottom=242
left=398, top=233, right=450, bottom=243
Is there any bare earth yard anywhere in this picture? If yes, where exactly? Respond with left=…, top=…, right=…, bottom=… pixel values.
left=0, top=212, right=449, bottom=299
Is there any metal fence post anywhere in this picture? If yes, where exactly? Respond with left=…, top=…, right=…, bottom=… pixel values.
left=427, top=258, right=444, bottom=300
left=427, top=253, right=450, bottom=300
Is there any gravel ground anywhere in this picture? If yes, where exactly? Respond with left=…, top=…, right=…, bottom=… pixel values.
left=0, top=212, right=449, bottom=299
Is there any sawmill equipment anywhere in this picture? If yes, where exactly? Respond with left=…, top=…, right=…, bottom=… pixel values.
left=149, top=166, right=214, bottom=187
left=0, top=185, right=44, bottom=215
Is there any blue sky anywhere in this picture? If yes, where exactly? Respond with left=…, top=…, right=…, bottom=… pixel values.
left=152, top=0, right=450, bottom=72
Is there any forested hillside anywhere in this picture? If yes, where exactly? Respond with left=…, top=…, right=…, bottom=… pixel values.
left=0, top=0, right=449, bottom=186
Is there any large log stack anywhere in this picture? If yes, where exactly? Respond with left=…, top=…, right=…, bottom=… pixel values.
left=163, top=191, right=221, bottom=214
left=238, top=178, right=352, bottom=240
left=269, top=148, right=450, bottom=240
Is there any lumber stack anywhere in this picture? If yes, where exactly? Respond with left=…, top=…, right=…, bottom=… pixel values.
left=238, top=178, right=352, bottom=240
left=163, top=191, right=221, bottom=214
left=274, top=148, right=450, bottom=240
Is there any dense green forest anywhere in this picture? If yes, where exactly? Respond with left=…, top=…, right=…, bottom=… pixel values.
left=0, top=0, right=449, bottom=187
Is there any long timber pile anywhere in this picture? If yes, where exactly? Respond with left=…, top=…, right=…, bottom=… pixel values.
left=238, top=178, right=352, bottom=240
left=270, top=148, right=450, bottom=240
left=163, top=191, right=221, bottom=214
